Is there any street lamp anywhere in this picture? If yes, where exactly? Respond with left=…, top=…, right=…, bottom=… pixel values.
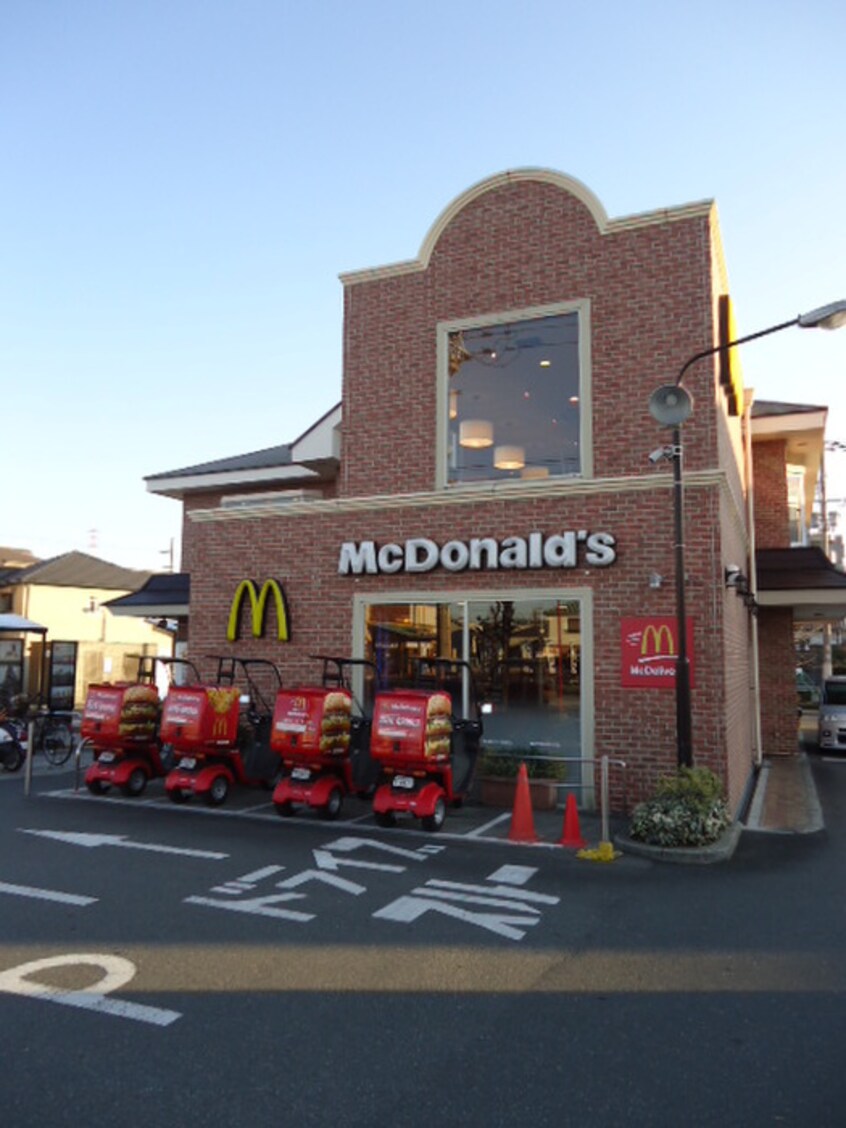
left=649, top=299, right=846, bottom=769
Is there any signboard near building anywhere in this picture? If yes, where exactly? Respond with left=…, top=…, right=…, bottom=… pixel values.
left=620, top=617, right=695, bottom=689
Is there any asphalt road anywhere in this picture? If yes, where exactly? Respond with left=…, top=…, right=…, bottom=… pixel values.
left=2, top=755, right=845, bottom=1127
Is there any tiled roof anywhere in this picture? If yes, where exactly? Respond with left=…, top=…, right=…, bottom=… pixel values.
left=104, top=573, right=189, bottom=617
left=6, top=551, right=151, bottom=591
left=144, top=444, right=293, bottom=481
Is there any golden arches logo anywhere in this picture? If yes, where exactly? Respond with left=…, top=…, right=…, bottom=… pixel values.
left=641, top=623, right=674, bottom=657
left=227, top=579, right=290, bottom=642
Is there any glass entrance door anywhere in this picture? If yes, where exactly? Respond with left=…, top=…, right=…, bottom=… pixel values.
left=363, top=595, right=582, bottom=756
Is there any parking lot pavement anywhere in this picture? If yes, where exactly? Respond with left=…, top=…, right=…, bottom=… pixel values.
left=12, top=755, right=617, bottom=853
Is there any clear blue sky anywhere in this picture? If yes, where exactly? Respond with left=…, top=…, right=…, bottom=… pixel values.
left=3, top=0, right=845, bottom=570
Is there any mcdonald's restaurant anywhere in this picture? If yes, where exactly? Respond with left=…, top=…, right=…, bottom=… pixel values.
left=143, top=169, right=846, bottom=813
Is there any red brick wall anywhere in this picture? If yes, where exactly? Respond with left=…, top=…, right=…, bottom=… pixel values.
left=757, top=608, right=798, bottom=755
left=182, top=173, right=759, bottom=810
left=752, top=440, right=789, bottom=548
left=341, top=179, right=717, bottom=498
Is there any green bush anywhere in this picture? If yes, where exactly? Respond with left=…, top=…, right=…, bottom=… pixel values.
left=479, top=749, right=567, bottom=780
left=629, top=766, right=730, bottom=847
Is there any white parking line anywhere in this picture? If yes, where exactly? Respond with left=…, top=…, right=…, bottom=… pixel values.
left=0, top=880, right=97, bottom=906
left=466, top=811, right=511, bottom=838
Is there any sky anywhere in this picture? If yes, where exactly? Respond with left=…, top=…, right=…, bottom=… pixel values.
left=2, top=0, right=845, bottom=572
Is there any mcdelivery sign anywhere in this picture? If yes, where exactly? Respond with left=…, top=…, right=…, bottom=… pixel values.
left=338, top=531, right=616, bottom=575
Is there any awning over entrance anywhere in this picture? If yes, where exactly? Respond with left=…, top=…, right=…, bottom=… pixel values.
left=756, top=547, right=846, bottom=622
left=103, top=573, right=190, bottom=618
left=0, top=614, right=47, bottom=633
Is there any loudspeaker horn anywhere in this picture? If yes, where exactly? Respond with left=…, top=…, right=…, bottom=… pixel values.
left=649, top=384, right=693, bottom=427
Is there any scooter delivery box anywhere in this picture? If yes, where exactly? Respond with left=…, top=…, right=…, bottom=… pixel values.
left=370, top=690, right=453, bottom=764
left=270, top=687, right=352, bottom=757
left=159, top=685, right=241, bottom=749
left=81, top=683, right=160, bottom=744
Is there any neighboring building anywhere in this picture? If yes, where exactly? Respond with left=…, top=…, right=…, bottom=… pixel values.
left=145, top=168, right=846, bottom=812
left=0, top=550, right=175, bottom=709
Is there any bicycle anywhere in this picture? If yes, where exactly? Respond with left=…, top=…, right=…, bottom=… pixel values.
left=0, top=696, right=75, bottom=769
left=36, top=709, right=76, bottom=765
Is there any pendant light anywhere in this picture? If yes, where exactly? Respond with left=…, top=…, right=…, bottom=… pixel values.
left=459, top=419, right=494, bottom=448
left=494, top=444, right=526, bottom=470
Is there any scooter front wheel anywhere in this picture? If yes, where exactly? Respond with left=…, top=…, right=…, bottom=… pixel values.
left=422, top=796, right=447, bottom=832
left=122, top=768, right=147, bottom=797
left=205, top=776, right=229, bottom=806
left=321, top=786, right=343, bottom=821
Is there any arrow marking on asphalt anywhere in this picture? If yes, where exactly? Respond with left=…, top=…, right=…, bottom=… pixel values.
left=18, top=829, right=227, bottom=860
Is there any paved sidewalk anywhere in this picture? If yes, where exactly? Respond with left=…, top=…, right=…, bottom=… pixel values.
left=745, top=753, right=824, bottom=834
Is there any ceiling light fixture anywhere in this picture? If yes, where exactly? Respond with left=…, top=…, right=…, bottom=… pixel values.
left=494, top=444, right=526, bottom=470
left=459, top=419, right=494, bottom=448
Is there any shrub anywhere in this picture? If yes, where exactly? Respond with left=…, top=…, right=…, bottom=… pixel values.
left=479, top=748, right=567, bottom=780
left=629, top=766, right=731, bottom=847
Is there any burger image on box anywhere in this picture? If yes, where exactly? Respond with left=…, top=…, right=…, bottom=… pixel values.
left=81, top=682, right=160, bottom=743
left=319, top=690, right=352, bottom=755
left=118, top=684, right=160, bottom=740
left=271, top=687, right=353, bottom=756
left=424, top=693, right=452, bottom=759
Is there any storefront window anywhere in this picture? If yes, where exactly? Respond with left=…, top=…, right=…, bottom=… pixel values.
left=445, top=307, right=581, bottom=485
left=363, top=596, right=581, bottom=756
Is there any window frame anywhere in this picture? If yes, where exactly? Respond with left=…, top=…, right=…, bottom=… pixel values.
left=435, top=299, right=593, bottom=491
left=351, top=585, right=595, bottom=806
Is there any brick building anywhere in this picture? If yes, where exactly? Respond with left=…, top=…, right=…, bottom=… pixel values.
left=146, top=169, right=846, bottom=813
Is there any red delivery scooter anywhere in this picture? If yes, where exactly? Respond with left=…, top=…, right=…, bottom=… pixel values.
left=370, top=658, right=483, bottom=831
left=271, top=656, right=381, bottom=820
left=81, top=656, right=196, bottom=797
left=163, top=657, right=282, bottom=806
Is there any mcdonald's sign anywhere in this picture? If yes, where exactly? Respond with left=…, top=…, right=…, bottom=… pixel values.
left=620, top=616, right=695, bottom=689
left=227, top=579, right=290, bottom=642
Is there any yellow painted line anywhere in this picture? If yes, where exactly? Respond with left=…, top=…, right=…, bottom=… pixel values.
left=1, top=946, right=842, bottom=994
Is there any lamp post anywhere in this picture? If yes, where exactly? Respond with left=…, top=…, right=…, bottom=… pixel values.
left=649, top=299, right=846, bottom=770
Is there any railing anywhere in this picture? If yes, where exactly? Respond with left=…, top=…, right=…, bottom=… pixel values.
left=480, top=743, right=628, bottom=840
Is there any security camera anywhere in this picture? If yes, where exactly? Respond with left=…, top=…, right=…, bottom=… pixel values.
left=648, top=446, right=670, bottom=464
left=725, top=564, right=742, bottom=586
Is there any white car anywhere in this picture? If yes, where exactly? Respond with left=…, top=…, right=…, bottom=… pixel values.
left=817, top=676, right=846, bottom=752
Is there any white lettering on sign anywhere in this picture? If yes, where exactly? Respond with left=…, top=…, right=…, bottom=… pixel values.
left=0, top=954, right=181, bottom=1026
left=338, top=532, right=616, bottom=575
left=373, top=866, right=559, bottom=941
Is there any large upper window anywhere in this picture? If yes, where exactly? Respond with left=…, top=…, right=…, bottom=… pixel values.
left=444, top=306, right=582, bottom=486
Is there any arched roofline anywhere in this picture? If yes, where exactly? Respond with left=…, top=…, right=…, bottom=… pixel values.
left=340, top=167, right=713, bottom=286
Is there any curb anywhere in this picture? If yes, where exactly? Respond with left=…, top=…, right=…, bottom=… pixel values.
left=614, top=822, right=742, bottom=865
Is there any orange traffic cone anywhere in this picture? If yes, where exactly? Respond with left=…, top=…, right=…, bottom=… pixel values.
left=558, top=792, right=587, bottom=848
left=508, top=762, right=539, bottom=843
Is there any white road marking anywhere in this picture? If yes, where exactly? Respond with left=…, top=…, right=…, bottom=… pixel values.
left=19, top=828, right=227, bottom=859
left=466, top=812, right=511, bottom=838
left=321, top=835, right=435, bottom=861
left=373, top=866, right=560, bottom=941
left=0, top=954, right=181, bottom=1026
left=0, top=881, right=96, bottom=906
left=488, top=864, right=537, bottom=886
left=185, top=893, right=314, bottom=922
left=373, top=896, right=542, bottom=941
left=424, top=878, right=558, bottom=904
